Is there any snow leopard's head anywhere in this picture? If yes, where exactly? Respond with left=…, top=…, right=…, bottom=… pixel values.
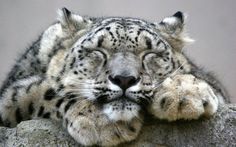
left=58, top=8, right=192, bottom=121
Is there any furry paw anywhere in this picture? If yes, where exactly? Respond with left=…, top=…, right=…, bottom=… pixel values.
left=67, top=116, right=99, bottom=145
left=65, top=99, right=142, bottom=146
left=149, top=74, right=219, bottom=121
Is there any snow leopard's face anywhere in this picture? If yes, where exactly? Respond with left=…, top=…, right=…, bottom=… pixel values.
left=60, top=9, right=191, bottom=121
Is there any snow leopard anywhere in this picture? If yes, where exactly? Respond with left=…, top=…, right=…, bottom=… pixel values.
left=0, top=8, right=230, bottom=146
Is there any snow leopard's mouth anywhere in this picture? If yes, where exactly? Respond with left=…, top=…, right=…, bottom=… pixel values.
left=95, top=95, right=150, bottom=108
left=96, top=95, right=143, bottom=121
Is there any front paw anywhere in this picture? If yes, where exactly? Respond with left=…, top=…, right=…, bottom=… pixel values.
left=67, top=116, right=99, bottom=146
left=149, top=74, right=219, bottom=121
left=65, top=100, right=142, bottom=146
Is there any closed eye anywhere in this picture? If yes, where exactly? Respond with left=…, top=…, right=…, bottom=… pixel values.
left=84, top=48, right=108, bottom=67
left=141, top=50, right=167, bottom=70
left=141, top=50, right=165, bottom=61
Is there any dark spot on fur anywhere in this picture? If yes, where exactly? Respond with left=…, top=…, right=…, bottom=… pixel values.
left=203, top=100, right=208, bottom=107
left=12, top=88, right=18, bottom=102
left=43, top=112, right=51, bottom=118
left=156, top=40, right=161, bottom=47
left=42, top=67, right=47, bottom=73
left=56, top=77, right=61, bottom=82
left=79, top=57, right=84, bottom=60
left=158, top=73, right=163, bottom=76
left=5, top=119, right=11, bottom=127
left=114, top=132, right=121, bottom=139
left=160, top=97, right=167, bottom=109
left=15, top=108, right=23, bottom=123
left=60, top=65, right=66, bottom=75
left=56, top=99, right=64, bottom=108
left=56, top=111, right=62, bottom=119
left=57, top=84, right=65, bottom=92
left=78, top=112, right=84, bottom=115
left=71, top=48, right=75, bottom=53
left=70, top=122, right=73, bottom=127
left=67, top=94, right=77, bottom=99
left=74, top=71, right=78, bottom=75
left=44, top=88, right=56, bottom=100
left=128, top=125, right=136, bottom=132
left=64, top=99, right=77, bottom=113
left=38, top=106, right=45, bottom=117
left=94, top=27, right=104, bottom=34
left=178, top=98, right=186, bottom=110
left=70, top=57, right=76, bottom=68
left=171, top=58, right=176, bottom=69
left=65, top=54, right=69, bottom=60
left=28, top=102, right=34, bottom=115
left=65, top=118, right=69, bottom=126
left=97, top=36, right=104, bottom=47
left=18, top=71, right=23, bottom=76
left=0, top=114, right=3, bottom=125
left=26, top=83, right=34, bottom=93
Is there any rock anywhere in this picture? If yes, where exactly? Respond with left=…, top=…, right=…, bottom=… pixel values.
left=123, top=104, right=236, bottom=147
left=0, top=120, right=78, bottom=147
left=0, top=104, right=235, bottom=147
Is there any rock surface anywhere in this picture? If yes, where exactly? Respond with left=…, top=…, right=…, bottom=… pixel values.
left=0, top=104, right=235, bottom=147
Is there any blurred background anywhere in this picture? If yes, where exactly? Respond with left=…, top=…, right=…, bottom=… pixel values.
left=0, top=0, right=235, bottom=102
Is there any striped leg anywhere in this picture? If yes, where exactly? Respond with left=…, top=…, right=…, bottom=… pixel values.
left=0, top=76, right=60, bottom=127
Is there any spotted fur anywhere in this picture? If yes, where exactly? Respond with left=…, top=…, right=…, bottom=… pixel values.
left=0, top=8, right=229, bottom=146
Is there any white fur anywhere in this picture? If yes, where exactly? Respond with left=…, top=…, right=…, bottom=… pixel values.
left=103, top=103, right=140, bottom=122
left=39, top=23, right=63, bottom=62
left=81, top=80, right=96, bottom=100
left=163, top=17, right=178, bottom=25
left=12, top=75, right=41, bottom=87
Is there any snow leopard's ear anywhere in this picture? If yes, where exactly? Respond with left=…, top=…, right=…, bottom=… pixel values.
left=57, top=7, right=92, bottom=33
left=156, top=11, right=194, bottom=51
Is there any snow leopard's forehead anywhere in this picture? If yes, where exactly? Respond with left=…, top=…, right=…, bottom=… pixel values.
left=75, top=17, right=170, bottom=53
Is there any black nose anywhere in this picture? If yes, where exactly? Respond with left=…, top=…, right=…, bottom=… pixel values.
left=108, top=75, right=140, bottom=90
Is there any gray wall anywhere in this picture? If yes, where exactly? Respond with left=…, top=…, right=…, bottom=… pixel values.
left=0, top=0, right=235, bottom=102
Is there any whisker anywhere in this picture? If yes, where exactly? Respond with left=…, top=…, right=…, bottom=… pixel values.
left=169, top=61, right=187, bottom=77
left=61, top=88, right=94, bottom=91
left=154, top=61, right=187, bottom=89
